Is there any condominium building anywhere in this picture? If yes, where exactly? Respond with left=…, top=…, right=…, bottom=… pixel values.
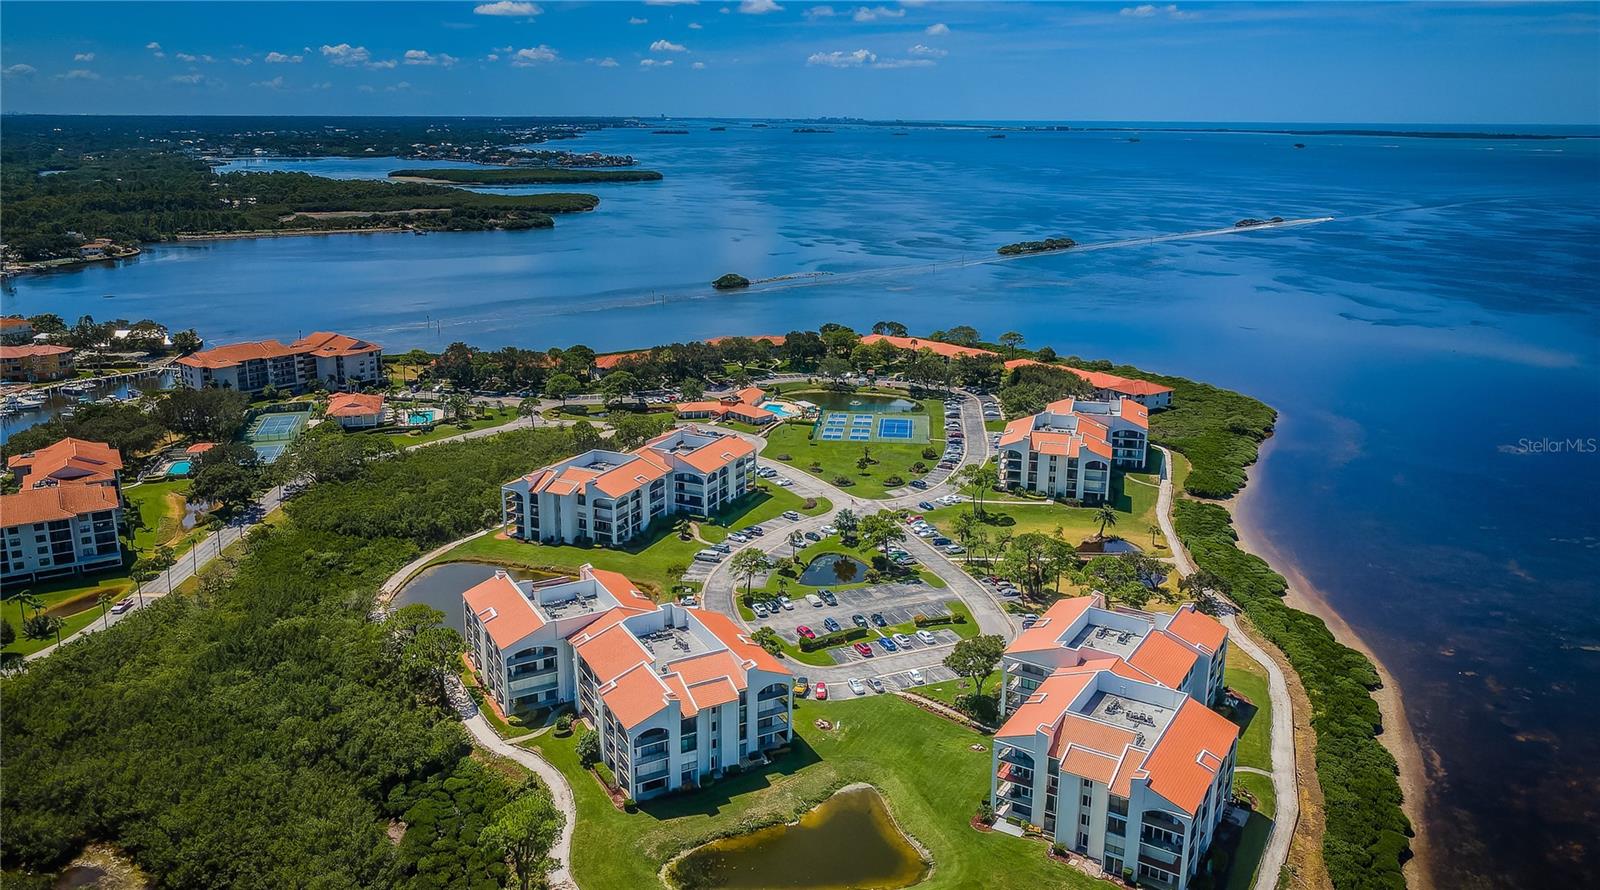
left=859, top=333, right=998, bottom=359
left=502, top=426, right=757, bottom=546
left=0, top=484, right=124, bottom=583
left=175, top=331, right=382, bottom=393
left=0, top=344, right=75, bottom=382
left=7, top=437, right=124, bottom=491
left=0, top=316, right=36, bottom=344
left=991, top=597, right=1236, bottom=889
left=325, top=392, right=386, bottom=429
left=996, top=398, right=1149, bottom=502
left=462, top=565, right=793, bottom=801
left=1005, top=359, right=1174, bottom=410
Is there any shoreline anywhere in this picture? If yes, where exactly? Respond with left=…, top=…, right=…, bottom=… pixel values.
left=1226, top=432, right=1435, bottom=889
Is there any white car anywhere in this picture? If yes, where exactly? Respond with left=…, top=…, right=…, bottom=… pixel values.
left=907, top=669, right=926, bottom=685
left=819, top=525, right=837, bottom=536
left=728, top=533, right=749, bottom=544
left=916, top=630, right=938, bottom=645
left=774, top=477, right=793, bottom=486
left=893, top=632, right=916, bottom=647
left=779, top=596, right=794, bottom=610
left=848, top=678, right=867, bottom=696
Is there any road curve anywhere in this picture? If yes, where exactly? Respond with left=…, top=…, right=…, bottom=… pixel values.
left=1153, top=445, right=1297, bottom=890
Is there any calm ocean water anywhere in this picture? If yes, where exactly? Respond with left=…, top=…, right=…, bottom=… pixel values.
left=5, top=122, right=1598, bottom=886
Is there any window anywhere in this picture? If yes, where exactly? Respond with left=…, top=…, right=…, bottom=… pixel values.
left=1082, top=794, right=1091, bottom=806
left=1080, top=813, right=1090, bottom=826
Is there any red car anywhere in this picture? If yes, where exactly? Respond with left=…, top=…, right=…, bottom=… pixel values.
left=797, top=625, right=817, bottom=640
left=814, top=682, right=828, bottom=700
left=853, top=642, right=874, bottom=657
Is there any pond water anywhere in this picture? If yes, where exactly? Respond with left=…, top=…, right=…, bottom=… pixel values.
left=391, top=561, right=551, bottom=633
left=803, top=392, right=920, bottom=415
left=797, top=553, right=870, bottom=587
left=668, top=786, right=927, bottom=890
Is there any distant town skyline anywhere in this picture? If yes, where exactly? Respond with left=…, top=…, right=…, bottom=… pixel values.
left=1, top=1, right=1596, bottom=124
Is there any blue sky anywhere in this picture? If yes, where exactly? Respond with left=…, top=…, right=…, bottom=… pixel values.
left=2, top=1, right=1596, bottom=123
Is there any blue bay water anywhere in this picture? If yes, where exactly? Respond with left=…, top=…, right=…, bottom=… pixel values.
left=4, top=123, right=1598, bottom=887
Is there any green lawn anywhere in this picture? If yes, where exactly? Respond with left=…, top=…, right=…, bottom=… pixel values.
left=1233, top=770, right=1276, bottom=820
left=763, top=391, right=947, bottom=498
left=1224, top=652, right=1273, bottom=772
left=734, top=536, right=948, bottom=606
left=1222, top=801, right=1274, bottom=890
left=124, top=479, right=194, bottom=552
left=385, top=407, right=519, bottom=447
left=924, top=460, right=1168, bottom=556
left=697, top=487, right=832, bottom=544
left=916, top=677, right=1001, bottom=727
left=435, top=519, right=703, bottom=597
left=526, top=693, right=1111, bottom=890
left=2, top=570, right=135, bottom=657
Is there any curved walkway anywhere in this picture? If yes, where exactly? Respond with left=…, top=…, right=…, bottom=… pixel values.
left=1153, top=446, right=1296, bottom=890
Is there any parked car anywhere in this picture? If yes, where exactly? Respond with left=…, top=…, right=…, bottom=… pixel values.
left=878, top=636, right=899, bottom=652
left=712, top=542, right=733, bottom=554
left=111, top=598, right=136, bottom=615
left=823, top=617, right=842, bottom=633
left=782, top=510, right=802, bottom=521
left=944, top=544, right=966, bottom=555
left=743, top=526, right=766, bottom=536
left=728, top=533, right=749, bottom=544
left=797, top=625, right=817, bottom=640
left=916, top=630, right=938, bottom=645
left=814, top=682, right=828, bottom=701
left=853, top=642, right=874, bottom=658
left=893, top=632, right=916, bottom=647
left=753, top=601, right=769, bottom=617
left=848, top=678, right=867, bottom=695
left=917, top=500, right=936, bottom=511
left=868, top=677, right=886, bottom=693
left=852, top=614, right=869, bottom=629
left=1020, top=613, right=1039, bottom=629
left=909, top=479, right=928, bottom=490
left=779, top=596, right=794, bottom=610
left=804, top=531, right=822, bottom=542
left=694, top=549, right=723, bottom=563
left=931, top=536, right=952, bottom=547
left=794, top=677, right=810, bottom=696
left=806, top=594, right=825, bottom=607
left=871, top=613, right=888, bottom=627
left=820, top=590, right=839, bottom=606
left=907, top=669, right=926, bottom=685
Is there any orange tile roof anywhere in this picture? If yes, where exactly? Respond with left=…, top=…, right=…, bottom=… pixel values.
left=185, top=442, right=217, bottom=455
left=996, top=416, right=1033, bottom=449
left=722, top=403, right=772, bottom=423
left=1050, top=710, right=1141, bottom=760
left=675, top=401, right=725, bottom=415
left=1127, top=631, right=1201, bottom=691
left=463, top=572, right=544, bottom=649
left=599, top=662, right=673, bottom=730
left=1060, top=746, right=1121, bottom=785
left=325, top=392, right=385, bottom=418
left=1109, top=749, right=1149, bottom=798
left=175, top=339, right=297, bottom=369
left=0, top=317, right=33, bottom=331
left=669, top=650, right=750, bottom=691
left=8, top=437, right=123, bottom=488
left=592, top=456, right=670, bottom=499
left=291, top=331, right=380, bottom=357
left=593, top=350, right=648, bottom=370
left=1030, top=430, right=1078, bottom=457
left=859, top=334, right=997, bottom=359
left=1140, top=698, right=1238, bottom=815
left=0, top=483, right=119, bottom=527
left=1007, top=358, right=1172, bottom=399
left=734, top=386, right=766, bottom=406
left=692, top=607, right=787, bottom=675
left=586, top=566, right=658, bottom=611
left=1166, top=607, right=1227, bottom=654
left=705, top=334, right=786, bottom=347
left=997, top=669, right=1097, bottom=740
left=684, top=675, right=742, bottom=710
left=1118, top=398, right=1150, bottom=427
left=1005, top=596, right=1096, bottom=654
left=676, top=437, right=756, bottom=475
left=0, top=344, right=73, bottom=359
left=572, top=621, right=652, bottom=685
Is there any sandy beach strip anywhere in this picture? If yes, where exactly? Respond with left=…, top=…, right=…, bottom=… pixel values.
left=1227, top=435, right=1435, bottom=889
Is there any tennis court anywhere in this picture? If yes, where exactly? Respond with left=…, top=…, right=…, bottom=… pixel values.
left=243, top=410, right=309, bottom=463
left=814, top=410, right=928, bottom=444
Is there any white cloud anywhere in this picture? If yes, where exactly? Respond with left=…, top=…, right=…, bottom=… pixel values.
left=805, top=5, right=836, bottom=18
left=907, top=43, right=945, bottom=57
left=404, top=49, right=459, bottom=66
left=851, top=6, right=904, bottom=22
left=807, top=48, right=874, bottom=67
left=688, top=21, right=703, bottom=29
left=145, top=41, right=165, bottom=59
left=175, top=52, right=197, bottom=62
left=252, top=75, right=285, bottom=89
left=486, top=53, right=500, bottom=61
left=1120, top=4, right=1192, bottom=18
left=510, top=45, right=559, bottom=66
left=639, top=58, right=674, bottom=67
left=474, top=1, right=542, bottom=16
left=650, top=39, right=688, bottom=52
left=871, top=57, right=933, bottom=68
left=59, top=68, right=101, bottom=80
left=169, top=72, right=206, bottom=84
left=495, top=45, right=514, bottom=53
left=2, top=64, right=36, bottom=76
left=266, top=51, right=303, bottom=63
left=644, top=0, right=699, bottom=5
left=591, top=57, right=620, bottom=67
left=691, top=61, right=706, bottom=69
left=358, top=84, right=375, bottom=92
left=386, top=81, right=412, bottom=92
left=321, top=43, right=371, bottom=65
left=630, top=16, right=648, bottom=24
left=73, top=52, right=95, bottom=62
left=739, top=0, right=782, bottom=14
left=368, top=58, right=398, bottom=69
left=145, top=42, right=161, bottom=50
left=232, top=57, right=254, bottom=65
left=924, top=22, right=949, bottom=35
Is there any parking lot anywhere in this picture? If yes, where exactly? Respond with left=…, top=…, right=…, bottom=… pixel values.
left=827, top=626, right=961, bottom=664
left=756, top=581, right=957, bottom=644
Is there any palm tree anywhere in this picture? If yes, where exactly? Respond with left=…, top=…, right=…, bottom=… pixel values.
left=14, top=590, right=44, bottom=621
left=96, top=589, right=116, bottom=626
left=1095, top=505, right=1119, bottom=538
left=788, top=531, right=804, bottom=558
left=1147, top=523, right=1161, bottom=548
left=958, top=464, right=991, bottom=517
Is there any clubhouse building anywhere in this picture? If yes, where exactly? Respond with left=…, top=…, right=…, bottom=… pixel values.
left=991, top=595, right=1235, bottom=889
left=675, top=386, right=777, bottom=426
left=2, top=438, right=126, bottom=583
left=176, top=331, right=383, bottom=394
left=463, top=565, right=793, bottom=801
left=502, top=426, right=757, bottom=546
left=996, top=398, right=1150, bottom=502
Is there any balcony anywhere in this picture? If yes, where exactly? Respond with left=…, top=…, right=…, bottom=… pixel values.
left=997, top=781, right=1032, bottom=802
left=998, top=746, right=1036, bottom=769
left=1140, top=832, right=1184, bottom=858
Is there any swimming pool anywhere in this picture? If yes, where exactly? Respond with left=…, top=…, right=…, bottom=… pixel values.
left=760, top=401, right=796, bottom=418
left=167, top=460, right=192, bottom=476
left=408, top=411, right=435, bottom=425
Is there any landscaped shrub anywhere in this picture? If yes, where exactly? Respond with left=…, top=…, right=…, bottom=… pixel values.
left=915, top=613, right=967, bottom=628
left=922, top=447, right=939, bottom=459
left=831, top=475, right=853, bottom=487
left=798, top=626, right=868, bottom=652
left=883, top=475, right=905, bottom=486
left=575, top=728, right=601, bottom=769
left=775, top=452, right=792, bottom=461
left=555, top=713, right=574, bottom=737
left=802, top=497, right=817, bottom=509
